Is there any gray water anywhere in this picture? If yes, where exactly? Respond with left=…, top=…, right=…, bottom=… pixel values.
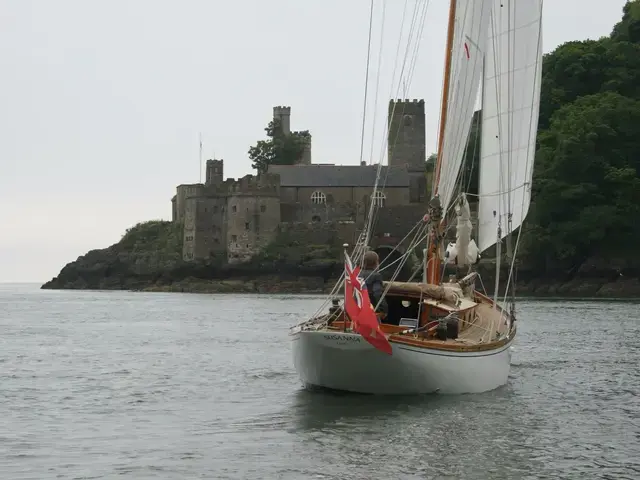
left=0, top=284, right=638, bottom=480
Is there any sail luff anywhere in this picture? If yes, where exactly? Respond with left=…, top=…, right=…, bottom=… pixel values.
left=477, top=0, right=543, bottom=253
left=435, top=0, right=494, bottom=213
left=433, top=0, right=458, bottom=196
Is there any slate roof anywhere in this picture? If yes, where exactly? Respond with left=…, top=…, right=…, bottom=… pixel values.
left=267, top=164, right=410, bottom=188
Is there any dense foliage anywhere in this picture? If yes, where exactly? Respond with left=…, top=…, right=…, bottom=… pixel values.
left=522, top=1, right=640, bottom=271
left=248, top=118, right=311, bottom=173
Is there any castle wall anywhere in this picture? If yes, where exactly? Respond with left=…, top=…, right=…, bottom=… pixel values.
left=227, top=194, right=281, bottom=263
left=409, top=172, right=428, bottom=203
left=225, top=173, right=281, bottom=264
left=280, top=201, right=365, bottom=224
left=184, top=196, right=227, bottom=261
left=279, top=186, right=410, bottom=207
left=370, top=205, right=429, bottom=240
left=171, top=196, right=177, bottom=222
left=278, top=221, right=361, bottom=248
left=182, top=197, right=198, bottom=260
left=175, top=184, right=205, bottom=223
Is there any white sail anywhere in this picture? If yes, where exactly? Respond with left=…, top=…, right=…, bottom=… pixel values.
left=477, top=0, right=543, bottom=253
left=437, top=0, right=493, bottom=213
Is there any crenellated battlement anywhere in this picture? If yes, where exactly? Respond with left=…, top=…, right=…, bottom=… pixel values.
left=389, top=99, right=426, bottom=116
left=206, top=159, right=224, bottom=168
left=206, top=173, right=280, bottom=197
left=273, top=105, right=291, bottom=135
left=231, top=173, right=280, bottom=196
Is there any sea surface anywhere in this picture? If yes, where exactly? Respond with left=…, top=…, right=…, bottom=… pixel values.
left=0, top=284, right=639, bottom=480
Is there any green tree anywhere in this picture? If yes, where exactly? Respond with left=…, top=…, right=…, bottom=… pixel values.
left=425, top=152, right=437, bottom=172
left=249, top=119, right=310, bottom=173
left=522, top=92, right=640, bottom=269
left=611, top=0, right=640, bottom=44
left=538, top=38, right=640, bottom=129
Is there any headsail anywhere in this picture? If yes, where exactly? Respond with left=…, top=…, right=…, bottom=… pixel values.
left=436, top=0, right=493, bottom=213
left=477, top=0, right=543, bottom=253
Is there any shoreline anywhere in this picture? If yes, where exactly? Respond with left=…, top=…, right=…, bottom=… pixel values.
left=41, top=275, right=640, bottom=299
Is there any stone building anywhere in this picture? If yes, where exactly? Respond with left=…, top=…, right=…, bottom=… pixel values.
left=171, top=100, right=434, bottom=263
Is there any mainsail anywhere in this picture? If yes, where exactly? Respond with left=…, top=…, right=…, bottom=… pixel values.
left=436, top=0, right=493, bottom=213
left=477, top=0, right=544, bottom=253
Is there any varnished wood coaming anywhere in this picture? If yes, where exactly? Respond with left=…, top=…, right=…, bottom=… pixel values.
left=327, top=321, right=514, bottom=353
left=325, top=291, right=516, bottom=353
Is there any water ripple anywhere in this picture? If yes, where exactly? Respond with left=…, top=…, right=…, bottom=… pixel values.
left=0, top=286, right=638, bottom=479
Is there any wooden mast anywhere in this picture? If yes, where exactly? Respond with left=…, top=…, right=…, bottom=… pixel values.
left=426, top=0, right=457, bottom=286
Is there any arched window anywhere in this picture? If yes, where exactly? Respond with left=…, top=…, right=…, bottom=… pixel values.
left=310, top=191, right=326, bottom=204
left=372, top=191, right=386, bottom=207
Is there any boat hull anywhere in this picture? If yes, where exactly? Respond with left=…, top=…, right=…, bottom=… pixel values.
left=291, top=330, right=514, bottom=395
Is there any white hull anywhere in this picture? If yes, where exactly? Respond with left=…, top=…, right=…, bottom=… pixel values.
left=291, top=330, right=514, bottom=395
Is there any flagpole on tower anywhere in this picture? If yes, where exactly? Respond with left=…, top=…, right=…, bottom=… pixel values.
left=199, top=132, right=203, bottom=184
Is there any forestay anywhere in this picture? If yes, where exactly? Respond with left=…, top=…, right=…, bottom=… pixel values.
left=477, top=0, right=543, bottom=253
left=437, top=0, right=493, bottom=213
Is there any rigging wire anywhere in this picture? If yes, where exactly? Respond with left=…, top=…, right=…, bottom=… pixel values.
left=358, top=0, right=376, bottom=167
left=354, top=0, right=430, bottom=264
left=367, top=0, right=388, bottom=166
left=300, top=0, right=426, bottom=324
left=364, top=0, right=431, bottom=241
left=298, top=0, right=436, bottom=326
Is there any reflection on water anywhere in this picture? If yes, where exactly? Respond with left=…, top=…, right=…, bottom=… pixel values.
left=288, top=388, right=433, bottom=431
left=0, top=285, right=638, bottom=479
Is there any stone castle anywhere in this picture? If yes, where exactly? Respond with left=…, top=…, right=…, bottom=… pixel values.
left=171, top=100, right=434, bottom=263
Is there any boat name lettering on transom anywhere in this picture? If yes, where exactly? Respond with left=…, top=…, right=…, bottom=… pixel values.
left=323, top=334, right=361, bottom=343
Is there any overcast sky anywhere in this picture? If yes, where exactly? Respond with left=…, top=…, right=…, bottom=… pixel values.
left=0, top=0, right=628, bottom=283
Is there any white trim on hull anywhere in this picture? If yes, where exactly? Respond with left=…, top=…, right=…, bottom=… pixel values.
left=291, top=330, right=514, bottom=395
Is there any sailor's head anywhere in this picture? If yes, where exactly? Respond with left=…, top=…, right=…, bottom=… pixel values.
left=363, top=251, right=380, bottom=270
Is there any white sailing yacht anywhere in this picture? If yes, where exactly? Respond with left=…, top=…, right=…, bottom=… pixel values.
left=290, top=0, right=544, bottom=395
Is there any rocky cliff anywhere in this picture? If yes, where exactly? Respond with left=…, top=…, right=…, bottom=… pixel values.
left=42, top=220, right=640, bottom=297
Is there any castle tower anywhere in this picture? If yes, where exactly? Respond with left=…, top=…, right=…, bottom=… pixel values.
left=388, top=99, right=427, bottom=203
left=273, top=106, right=291, bottom=136
left=387, top=99, right=426, bottom=172
left=299, top=134, right=312, bottom=165
left=205, top=159, right=223, bottom=186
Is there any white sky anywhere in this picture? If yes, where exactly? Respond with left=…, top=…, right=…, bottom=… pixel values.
left=0, top=0, right=628, bottom=282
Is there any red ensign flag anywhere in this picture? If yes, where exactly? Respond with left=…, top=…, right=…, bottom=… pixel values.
left=344, top=252, right=392, bottom=355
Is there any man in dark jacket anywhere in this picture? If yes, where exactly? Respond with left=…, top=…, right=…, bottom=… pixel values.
left=360, top=251, right=388, bottom=318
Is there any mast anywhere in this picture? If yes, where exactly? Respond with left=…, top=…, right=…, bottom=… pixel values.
left=434, top=0, right=457, bottom=191
left=426, top=0, right=457, bottom=285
